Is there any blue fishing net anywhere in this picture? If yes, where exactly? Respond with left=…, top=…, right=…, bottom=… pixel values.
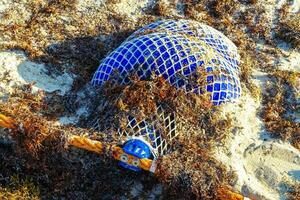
left=92, top=19, right=241, bottom=105
left=121, top=107, right=177, bottom=157
left=92, top=19, right=241, bottom=156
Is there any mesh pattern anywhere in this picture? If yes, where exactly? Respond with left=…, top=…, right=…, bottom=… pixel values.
left=127, top=20, right=239, bottom=71
left=92, top=19, right=241, bottom=105
left=92, top=19, right=241, bottom=155
left=119, top=106, right=177, bottom=157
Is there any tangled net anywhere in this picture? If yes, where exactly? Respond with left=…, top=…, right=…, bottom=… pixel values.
left=91, top=19, right=241, bottom=157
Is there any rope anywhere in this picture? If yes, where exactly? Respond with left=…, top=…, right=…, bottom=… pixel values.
left=68, top=135, right=156, bottom=172
left=68, top=135, right=104, bottom=154
left=0, top=114, right=16, bottom=129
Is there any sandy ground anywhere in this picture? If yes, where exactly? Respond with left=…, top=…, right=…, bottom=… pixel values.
left=0, top=0, right=299, bottom=199
left=0, top=51, right=73, bottom=96
left=215, top=93, right=300, bottom=200
left=214, top=37, right=300, bottom=199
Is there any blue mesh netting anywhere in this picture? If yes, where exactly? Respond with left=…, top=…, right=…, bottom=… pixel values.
left=91, top=19, right=242, bottom=156
left=121, top=107, right=177, bottom=156
left=92, top=19, right=241, bottom=106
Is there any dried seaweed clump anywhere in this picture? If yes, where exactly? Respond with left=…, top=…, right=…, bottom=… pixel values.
left=205, top=0, right=239, bottom=18
left=0, top=175, right=40, bottom=200
left=182, top=0, right=239, bottom=28
left=262, top=70, right=300, bottom=150
left=0, top=77, right=234, bottom=199
left=275, top=11, right=300, bottom=48
left=0, top=85, right=64, bottom=157
left=155, top=132, right=236, bottom=199
left=99, top=76, right=235, bottom=199
left=101, top=74, right=213, bottom=130
left=0, top=84, right=125, bottom=199
left=0, top=0, right=148, bottom=84
left=153, top=100, right=235, bottom=199
left=0, top=84, right=106, bottom=157
left=286, top=183, right=300, bottom=200
left=183, top=0, right=238, bottom=19
left=153, top=0, right=181, bottom=18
